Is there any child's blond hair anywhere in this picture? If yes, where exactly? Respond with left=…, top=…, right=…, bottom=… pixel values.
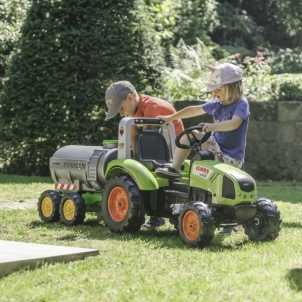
left=223, top=80, right=244, bottom=103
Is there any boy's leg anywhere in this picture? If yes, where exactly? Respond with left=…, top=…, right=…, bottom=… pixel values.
left=143, top=216, right=165, bottom=228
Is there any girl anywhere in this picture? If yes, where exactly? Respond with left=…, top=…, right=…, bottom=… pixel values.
left=155, top=62, right=249, bottom=179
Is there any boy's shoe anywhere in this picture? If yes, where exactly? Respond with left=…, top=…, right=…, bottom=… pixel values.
left=143, top=216, right=165, bottom=228
left=155, top=167, right=181, bottom=179
left=218, top=226, right=238, bottom=235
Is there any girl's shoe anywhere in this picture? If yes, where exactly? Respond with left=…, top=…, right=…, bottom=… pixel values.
left=155, top=167, right=181, bottom=178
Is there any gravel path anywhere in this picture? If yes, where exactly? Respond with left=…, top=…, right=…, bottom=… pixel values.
left=0, top=200, right=37, bottom=210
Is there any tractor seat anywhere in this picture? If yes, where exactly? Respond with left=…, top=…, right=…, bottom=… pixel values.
left=135, top=129, right=172, bottom=171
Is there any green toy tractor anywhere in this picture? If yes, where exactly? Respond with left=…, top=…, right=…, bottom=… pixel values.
left=38, top=117, right=282, bottom=248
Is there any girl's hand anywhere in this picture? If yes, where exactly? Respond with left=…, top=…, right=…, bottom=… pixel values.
left=199, top=122, right=214, bottom=132
left=156, top=115, right=174, bottom=125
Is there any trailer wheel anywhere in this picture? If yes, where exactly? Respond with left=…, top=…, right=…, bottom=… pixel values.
left=243, top=198, right=282, bottom=241
left=60, top=193, right=86, bottom=225
left=179, top=201, right=215, bottom=248
left=102, top=174, right=144, bottom=233
left=38, top=190, right=61, bottom=222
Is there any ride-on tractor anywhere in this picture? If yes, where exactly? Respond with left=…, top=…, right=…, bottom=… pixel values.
left=38, top=117, right=282, bottom=248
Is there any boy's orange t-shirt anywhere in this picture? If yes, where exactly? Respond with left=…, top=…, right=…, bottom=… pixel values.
left=134, top=94, right=184, bottom=136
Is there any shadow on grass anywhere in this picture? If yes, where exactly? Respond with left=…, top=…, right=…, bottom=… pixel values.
left=287, top=267, right=302, bottom=291
left=0, top=173, right=52, bottom=184
left=28, top=217, right=272, bottom=253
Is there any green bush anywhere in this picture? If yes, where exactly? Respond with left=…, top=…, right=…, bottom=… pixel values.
left=0, top=0, right=164, bottom=176
left=161, top=39, right=302, bottom=103
left=269, top=48, right=302, bottom=74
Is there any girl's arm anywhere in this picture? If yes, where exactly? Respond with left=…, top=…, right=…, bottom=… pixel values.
left=201, top=115, right=243, bottom=132
left=157, top=105, right=205, bottom=124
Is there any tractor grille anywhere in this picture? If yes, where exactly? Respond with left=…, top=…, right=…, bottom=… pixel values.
left=230, top=173, right=255, bottom=192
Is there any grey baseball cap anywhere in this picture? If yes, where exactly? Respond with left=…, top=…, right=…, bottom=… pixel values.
left=201, top=63, right=244, bottom=92
left=105, top=81, right=135, bottom=120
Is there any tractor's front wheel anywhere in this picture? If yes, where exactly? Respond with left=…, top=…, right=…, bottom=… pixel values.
left=59, top=193, right=86, bottom=225
left=179, top=201, right=215, bottom=248
left=102, top=174, right=144, bottom=233
left=243, top=198, right=282, bottom=241
left=38, top=190, right=61, bottom=222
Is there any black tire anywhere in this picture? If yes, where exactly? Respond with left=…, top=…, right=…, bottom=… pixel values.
left=243, top=197, right=282, bottom=241
left=179, top=201, right=215, bottom=248
left=38, top=190, right=61, bottom=222
left=102, top=174, right=144, bottom=233
left=59, top=193, right=86, bottom=225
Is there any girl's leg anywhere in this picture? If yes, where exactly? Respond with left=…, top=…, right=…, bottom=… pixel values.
left=172, top=130, right=204, bottom=171
left=155, top=130, right=205, bottom=178
left=171, top=147, right=191, bottom=172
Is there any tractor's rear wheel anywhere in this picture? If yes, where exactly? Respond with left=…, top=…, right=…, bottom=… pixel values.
left=38, top=190, right=61, bottom=222
left=102, top=174, right=144, bottom=233
left=59, top=193, right=86, bottom=225
left=243, top=198, right=282, bottom=241
left=179, top=201, right=215, bottom=248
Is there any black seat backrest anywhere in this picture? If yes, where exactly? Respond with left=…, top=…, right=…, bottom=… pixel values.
left=135, top=129, right=172, bottom=170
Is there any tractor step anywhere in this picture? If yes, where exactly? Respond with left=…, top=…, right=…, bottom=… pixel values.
left=163, top=188, right=189, bottom=206
left=169, top=181, right=189, bottom=193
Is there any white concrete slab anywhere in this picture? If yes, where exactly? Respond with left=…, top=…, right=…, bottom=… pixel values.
left=0, top=240, right=99, bottom=278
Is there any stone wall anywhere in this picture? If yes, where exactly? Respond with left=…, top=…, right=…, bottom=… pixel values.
left=173, top=100, right=302, bottom=181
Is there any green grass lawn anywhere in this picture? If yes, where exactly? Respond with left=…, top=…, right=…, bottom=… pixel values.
left=0, top=175, right=302, bottom=301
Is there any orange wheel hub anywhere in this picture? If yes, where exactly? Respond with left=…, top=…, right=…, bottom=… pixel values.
left=108, top=187, right=128, bottom=222
left=182, top=210, right=200, bottom=241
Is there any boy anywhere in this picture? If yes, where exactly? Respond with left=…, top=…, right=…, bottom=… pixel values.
left=104, top=80, right=184, bottom=228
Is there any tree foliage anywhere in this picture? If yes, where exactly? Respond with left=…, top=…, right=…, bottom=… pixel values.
left=212, top=0, right=302, bottom=50
left=0, top=0, right=30, bottom=89
left=0, top=0, right=164, bottom=175
left=144, top=0, right=219, bottom=59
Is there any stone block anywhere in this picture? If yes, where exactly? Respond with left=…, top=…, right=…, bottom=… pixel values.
left=249, top=101, right=277, bottom=122
left=244, top=142, right=295, bottom=180
left=295, top=123, right=302, bottom=143
left=247, top=122, right=279, bottom=143
left=276, top=123, right=296, bottom=143
left=247, top=122, right=264, bottom=142
left=278, top=101, right=302, bottom=122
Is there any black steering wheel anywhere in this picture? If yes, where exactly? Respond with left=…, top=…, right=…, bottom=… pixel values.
left=175, top=126, right=211, bottom=150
